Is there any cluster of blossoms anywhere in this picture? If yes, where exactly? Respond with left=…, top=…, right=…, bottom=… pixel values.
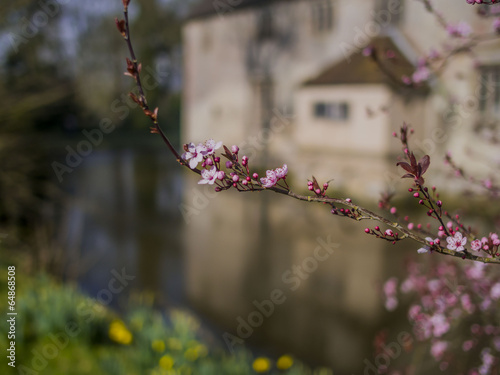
left=181, top=139, right=289, bottom=191
left=446, top=21, right=472, bottom=38
left=381, top=260, right=500, bottom=374
left=466, top=0, right=500, bottom=4
left=260, top=164, right=288, bottom=188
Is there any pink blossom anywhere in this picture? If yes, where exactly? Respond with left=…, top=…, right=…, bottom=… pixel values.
left=447, top=21, right=472, bottom=37
left=385, top=297, right=398, bottom=311
left=384, top=277, right=398, bottom=296
left=491, top=283, right=500, bottom=300
left=216, top=171, right=226, bottom=180
left=260, top=170, right=278, bottom=188
left=198, top=166, right=218, bottom=185
left=480, top=298, right=492, bottom=311
left=463, top=340, right=474, bottom=352
left=400, top=278, right=415, bottom=293
left=203, top=139, right=222, bottom=156
left=471, top=239, right=482, bottom=251
left=183, top=142, right=207, bottom=169
left=412, top=66, right=430, bottom=83
left=446, top=232, right=467, bottom=252
left=494, top=18, right=500, bottom=33
left=461, top=294, right=475, bottom=314
left=417, top=237, right=437, bottom=254
left=466, top=261, right=486, bottom=280
left=428, top=279, right=442, bottom=293
left=431, top=340, right=448, bottom=360
left=275, top=164, right=288, bottom=179
left=402, top=75, right=412, bottom=85
left=430, top=314, right=450, bottom=337
left=493, top=337, right=500, bottom=351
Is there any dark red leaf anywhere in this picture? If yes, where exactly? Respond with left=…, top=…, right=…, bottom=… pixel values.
left=419, top=155, right=430, bottom=175
left=396, top=161, right=413, bottom=174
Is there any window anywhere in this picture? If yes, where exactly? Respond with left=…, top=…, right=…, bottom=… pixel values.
left=479, top=66, right=500, bottom=118
left=314, top=102, right=349, bottom=121
left=312, top=0, right=333, bottom=33
left=257, top=8, right=274, bottom=41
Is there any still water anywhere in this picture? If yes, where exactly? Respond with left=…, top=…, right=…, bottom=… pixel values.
left=60, top=144, right=414, bottom=373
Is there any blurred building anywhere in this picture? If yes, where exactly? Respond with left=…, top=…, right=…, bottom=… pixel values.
left=182, top=0, right=500, bottom=196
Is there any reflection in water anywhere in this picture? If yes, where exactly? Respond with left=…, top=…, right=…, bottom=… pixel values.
left=62, top=147, right=412, bottom=373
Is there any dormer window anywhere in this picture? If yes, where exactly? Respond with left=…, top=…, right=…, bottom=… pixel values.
left=312, top=0, right=333, bottom=33
left=314, top=102, right=349, bottom=121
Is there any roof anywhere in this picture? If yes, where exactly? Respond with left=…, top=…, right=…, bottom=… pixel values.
left=187, top=0, right=289, bottom=19
left=304, top=37, right=427, bottom=93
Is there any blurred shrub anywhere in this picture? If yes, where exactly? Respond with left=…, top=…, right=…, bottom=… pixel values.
left=0, top=267, right=321, bottom=375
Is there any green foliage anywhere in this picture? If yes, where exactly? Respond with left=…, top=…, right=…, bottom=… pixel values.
left=0, top=265, right=321, bottom=375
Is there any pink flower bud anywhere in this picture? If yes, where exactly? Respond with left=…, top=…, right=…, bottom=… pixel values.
left=390, top=207, right=397, bottom=214
left=231, top=145, right=239, bottom=154
left=252, top=173, right=258, bottom=179
left=232, top=175, right=239, bottom=182
left=226, top=161, right=233, bottom=168
left=365, top=228, right=370, bottom=233
left=315, top=188, right=321, bottom=195
left=205, top=158, right=213, bottom=166
left=413, top=192, right=420, bottom=198
left=375, top=226, right=380, bottom=231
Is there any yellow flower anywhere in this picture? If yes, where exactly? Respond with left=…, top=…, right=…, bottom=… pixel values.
left=159, top=354, right=174, bottom=370
left=252, top=357, right=271, bottom=373
left=184, top=347, right=199, bottom=362
left=167, top=337, right=183, bottom=350
left=152, top=339, right=166, bottom=353
left=276, top=355, right=293, bottom=370
left=108, top=319, right=133, bottom=345
left=194, top=344, right=208, bottom=357
left=313, top=368, right=333, bottom=375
